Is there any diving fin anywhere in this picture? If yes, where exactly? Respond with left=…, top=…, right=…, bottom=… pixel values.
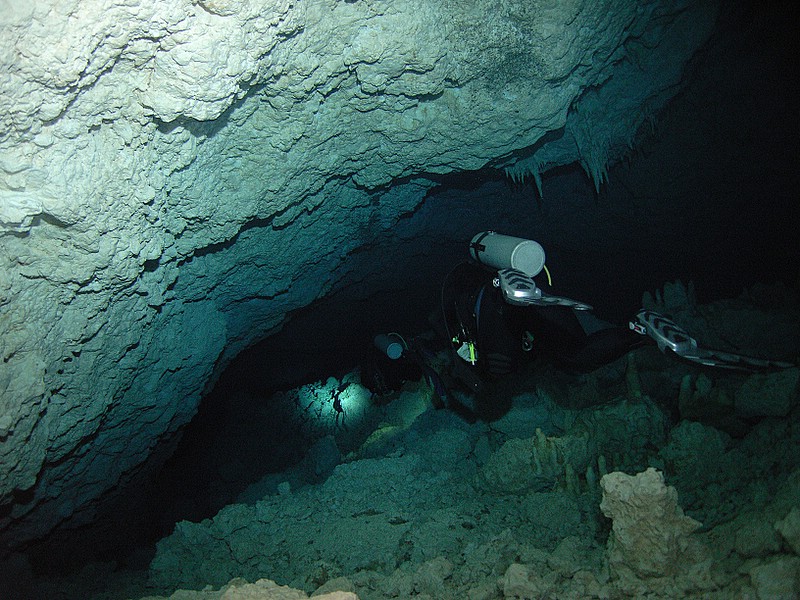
left=630, top=309, right=795, bottom=371
left=495, top=268, right=593, bottom=311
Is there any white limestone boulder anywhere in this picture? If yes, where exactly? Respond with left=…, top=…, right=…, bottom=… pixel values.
left=600, top=468, right=706, bottom=580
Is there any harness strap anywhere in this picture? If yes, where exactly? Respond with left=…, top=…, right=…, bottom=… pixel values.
left=469, top=231, right=493, bottom=267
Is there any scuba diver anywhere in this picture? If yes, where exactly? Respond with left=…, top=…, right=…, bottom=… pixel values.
left=363, top=231, right=794, bottom=420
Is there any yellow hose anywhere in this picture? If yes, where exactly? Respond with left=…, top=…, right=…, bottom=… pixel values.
left=542, top=264, right=553, bottom=287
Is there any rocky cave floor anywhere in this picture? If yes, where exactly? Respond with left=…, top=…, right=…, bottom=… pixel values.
left=31, top=282, right=800, bottom=600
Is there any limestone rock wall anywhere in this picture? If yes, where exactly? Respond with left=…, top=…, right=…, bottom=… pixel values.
left=0, top=0, right=717, bottom=546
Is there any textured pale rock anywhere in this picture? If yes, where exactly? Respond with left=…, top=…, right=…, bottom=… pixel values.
left=0, top=0, right=718, bottom=546
left=501, top=562, right=561, bottom=599
left=600, top=468, right=704, bottom=579
left=311, top=576, right=356, bottom=597
left=132, top=577, right=359, bottom=599
left=412, top=556, right=454, bottom=597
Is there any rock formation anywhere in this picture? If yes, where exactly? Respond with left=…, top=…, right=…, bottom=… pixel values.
left=0, top=0, right=720, bottom=548
left=600, top=468, right=705, bottom=579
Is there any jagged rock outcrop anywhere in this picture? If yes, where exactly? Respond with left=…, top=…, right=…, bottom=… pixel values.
left=600, top=468, right=713, bottom=596
left=0, top=0, right=718, bottom=547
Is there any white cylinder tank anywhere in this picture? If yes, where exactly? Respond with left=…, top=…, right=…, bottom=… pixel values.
left=469, top=231, right=546, bottom=277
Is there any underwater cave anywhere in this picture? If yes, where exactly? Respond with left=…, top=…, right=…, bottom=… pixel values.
left=1, top=1, right=799, bottom=598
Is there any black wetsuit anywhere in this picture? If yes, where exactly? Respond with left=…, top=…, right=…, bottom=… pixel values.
left=441, top=262, right=647, bottom=383
left=364, top=262, right=647, bottom=416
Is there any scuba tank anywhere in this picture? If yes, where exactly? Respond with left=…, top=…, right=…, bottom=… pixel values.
left=469, top=231, right=546, bottom=277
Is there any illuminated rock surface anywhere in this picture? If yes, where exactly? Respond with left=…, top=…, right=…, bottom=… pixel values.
left=0, top=0, right=718, bottom=546
left=0, top=0, right=798, bottom=599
